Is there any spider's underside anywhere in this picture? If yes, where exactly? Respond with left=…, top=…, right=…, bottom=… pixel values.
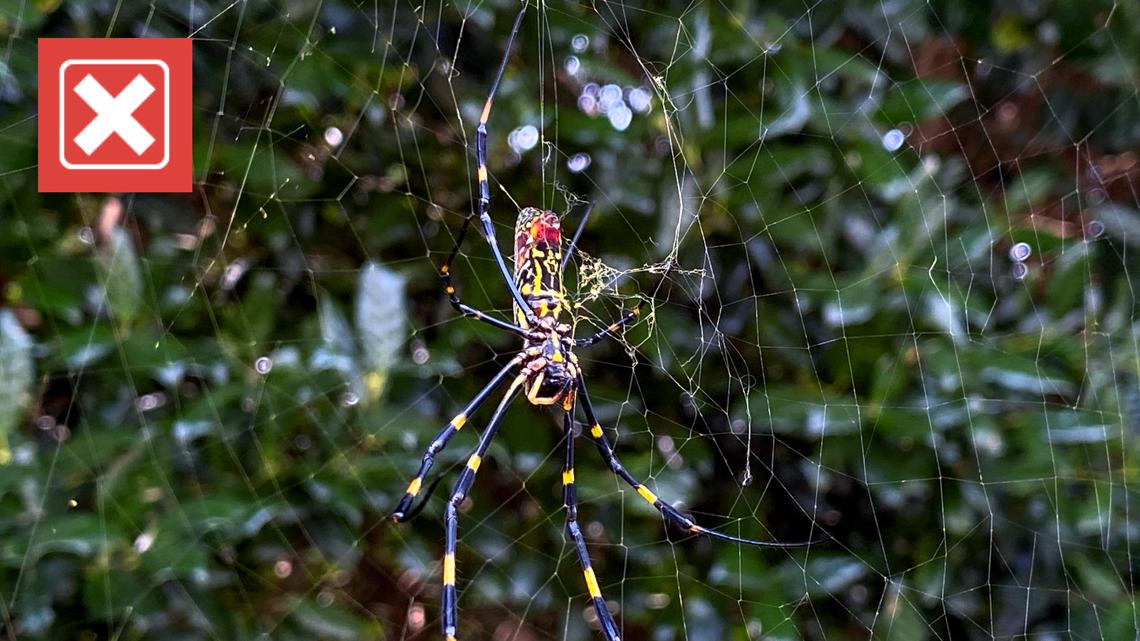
left=388, top=5, right=824, bottom=640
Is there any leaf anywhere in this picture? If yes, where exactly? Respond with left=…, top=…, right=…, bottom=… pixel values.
left=822, top=279, right=877, bottom=328
left=979, top=362, right=1077, bottom=397
left=174, top=495, right=291, bottom=539
left=288, top=597, right=383, bottom=641
left=684, top=598, right=726, bottom=641
left=773, top=555, right=868, bottom=598
left=741, top=384, right=862, bottom=437
left=134, top=525, right=212, bottom=579
left=1071, top=553, right=1124, bottom=603
left=0, top=310, right=33, bottom=465
left=1003, top=168, right=1055, bottom=217
left=991, top=15, right=1033, bottom=53
left=871, top=580, right=929, bottom=641
left=54, top=324, right=116, bottom=370
left=4, top=513, right=119, bottom=562
left=1022, top=409, right=1118, bottom=445
left=877, top=79, right=970, bottom=125
left=95, top=226, right=143, bottom=326
left=1093, top=203, right=1140, bottom=250
left=762, top=82, right=812, bottom=139
left=318, top=291, right=356, bottom=357
left=312, top=291, right=360, bottom=397
left=355, top=261, right=407, bottom=402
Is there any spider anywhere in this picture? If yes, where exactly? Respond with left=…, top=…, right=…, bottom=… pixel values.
left=390, top=5, right=822, bottom=640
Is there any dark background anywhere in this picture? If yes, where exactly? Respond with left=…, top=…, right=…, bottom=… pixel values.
left=1, top=1, right=1138, bottom=640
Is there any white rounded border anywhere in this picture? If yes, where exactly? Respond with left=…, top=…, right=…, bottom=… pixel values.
left=58, top=59, right=170, bottom=170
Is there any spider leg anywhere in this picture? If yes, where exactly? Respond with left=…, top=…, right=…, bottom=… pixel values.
left=573, top=307, right=641, bottom=348
left=469, top=3, right=539, bottom=327
left=575, top=262, right=672, bottom=347
left=561, top=410, right=622, bottom=641
left=391, top=354, right=524, bottom=522
left=560, top=201, right=594, bottom=272
left=575, top=375, right=825, bottom=548
left=438, top=215, right=531, bottom=338
left=442, top=372, right=527, bottom=641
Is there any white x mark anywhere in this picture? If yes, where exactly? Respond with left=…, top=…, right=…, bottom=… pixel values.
left=72, top=73, right=156, bottom=156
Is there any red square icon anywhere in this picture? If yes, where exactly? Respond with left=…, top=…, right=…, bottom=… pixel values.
left=38, top=38, right=192, bottom=193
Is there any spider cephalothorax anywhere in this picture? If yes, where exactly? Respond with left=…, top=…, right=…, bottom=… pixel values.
left=388, top=6, right=824, bottom=641
left=519, top=328, right=579, bottom=409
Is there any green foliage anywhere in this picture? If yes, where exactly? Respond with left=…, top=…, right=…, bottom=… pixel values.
left=1, top=1, right=1138, bottom=640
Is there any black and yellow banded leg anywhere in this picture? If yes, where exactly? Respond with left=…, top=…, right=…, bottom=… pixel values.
left=466, top=3, right=538, bottom=328
left=574, top=306, right=643, bottom=348
left=575, top=375, right=821, bottom=549
left=562, top=412, right=622, bottom=640
left=442, top=374, right=526, bottom=640
left=575, top=262, right=673, bottom=348
left=438, top=211, right=531, bottom=338
left=391, top=355, right=524, bottom=522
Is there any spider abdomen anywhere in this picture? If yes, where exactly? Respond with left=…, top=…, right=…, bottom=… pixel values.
left=513, top=207, right=567, bottom=326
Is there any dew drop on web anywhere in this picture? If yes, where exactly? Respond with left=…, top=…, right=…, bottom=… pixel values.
left=1009, top=242, right=1031, bottom=262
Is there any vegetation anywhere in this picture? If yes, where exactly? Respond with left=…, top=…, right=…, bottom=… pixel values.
left=1, top=1, right=1137, bottom=640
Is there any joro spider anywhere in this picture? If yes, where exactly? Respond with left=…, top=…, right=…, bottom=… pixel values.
left=390, top=5, right=821, bottom=640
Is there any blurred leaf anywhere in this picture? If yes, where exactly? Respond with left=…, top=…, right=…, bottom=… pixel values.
left=740, top=384, right=862, bottom=437
left=1003, top=169, right=1055, bottom=218
left=0, top=310, right=33, bottom=464
left=95, top=226, right=143, bottom=327
left=288, top=597, right=383, bottom=641
left=315, top=290, right=359, bottom=399
left=1071, top=553, right=1125, bottom=603
left=5, top=513, right=119, bottom=562
left=355, top=261, right=407, bottom=402
left=992, top=15, right=1033, bottom=53
left=871, top=581, right=929, bottom=641
left=1094, top=203, right=1140, bottom=250
left=175, top=495, right=292, bottom=539
left=783, top=555, right=868, bottom=597
left=877, top=80, right=970, bottom=125
left=54, top=323, right=116, bottom=370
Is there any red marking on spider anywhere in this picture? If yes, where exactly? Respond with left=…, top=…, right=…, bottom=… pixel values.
left=529, top=219, right=561, bottom=245
left=515, top=216, right=561, bottom=263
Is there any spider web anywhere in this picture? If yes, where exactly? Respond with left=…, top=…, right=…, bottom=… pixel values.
left=1, top=1, right=1138, bottom=641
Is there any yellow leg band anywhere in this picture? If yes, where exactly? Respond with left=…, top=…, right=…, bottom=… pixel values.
left=466, top=454, right=482, bottom=472
left=583, top=566, right=602, bottom=598
left=590, top=424, right=603, bottom=439
left=636, top=485, right=658, bottom=505
left=443, top=553, right=456, bottom=585
left=406, top=477, right=422, bottom=497
left=562, top=469, right=575, bottom=485
left=450, top=414, right=466, bottom=429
